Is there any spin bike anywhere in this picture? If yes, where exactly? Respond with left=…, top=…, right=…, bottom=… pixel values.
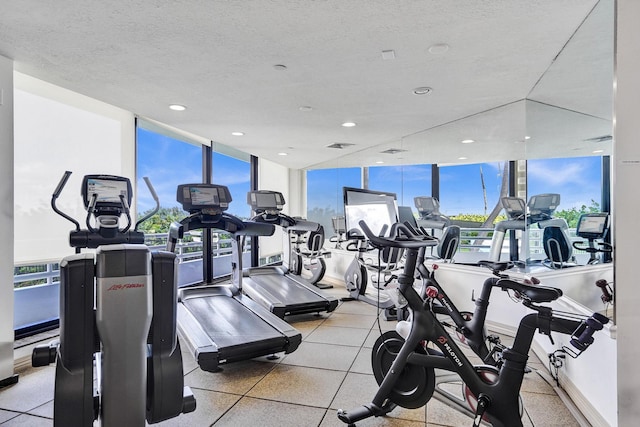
left=338, top=221, right=608, bottom=427
left=32, top=172, right=195, bottom=426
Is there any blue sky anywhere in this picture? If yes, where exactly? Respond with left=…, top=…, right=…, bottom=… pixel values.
left=136, top=126, right=603, bottom=221
left=307, top=156, right=602, bottom=218
left=136, top=128, right=251, bottom=217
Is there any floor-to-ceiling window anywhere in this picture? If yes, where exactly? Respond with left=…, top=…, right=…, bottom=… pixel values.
left=306, top=167, right=361, bottom=235
left=526, top=156, right=604, bottom=262
left=439, top=162, right=507, bottom=222
left=136, top=121, right=205, bottom=285
left=368, top=164, right=432, bottom=208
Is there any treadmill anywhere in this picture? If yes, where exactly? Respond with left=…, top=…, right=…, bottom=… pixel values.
left=167, top=183, right=301, bottom=372
left=242, top=190, right=339, bottom=318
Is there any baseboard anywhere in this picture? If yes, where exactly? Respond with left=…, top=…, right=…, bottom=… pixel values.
left=530, top=339, right=609, bottom=427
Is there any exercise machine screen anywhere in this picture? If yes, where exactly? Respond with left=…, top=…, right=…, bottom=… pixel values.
left=414, top=197, right=438, bottom=215
left=501, top=197, right=526, bottom=219
left=248, top=191, right=285, bottom=211
left=177, top=184, right=231, bottom=211
left=82, top=175, right=132, bottom=208
left=343, top=187, right=397, bottom=240
left=576, top=213, right=609, bottom=239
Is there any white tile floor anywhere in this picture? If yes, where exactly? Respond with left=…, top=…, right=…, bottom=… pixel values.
left=0, top=285, right=582, bottom=426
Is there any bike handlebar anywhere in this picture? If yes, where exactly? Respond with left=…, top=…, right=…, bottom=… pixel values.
left=359, top=220, right=438, bottom=250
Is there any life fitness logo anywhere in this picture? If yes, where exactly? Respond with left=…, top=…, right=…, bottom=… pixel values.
left=438, top=336, right=463, bottom=367
left=107, top=283, right=145, bottom=291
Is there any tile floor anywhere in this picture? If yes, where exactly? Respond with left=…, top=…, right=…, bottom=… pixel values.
left=0, top=285, right=582, bottom=426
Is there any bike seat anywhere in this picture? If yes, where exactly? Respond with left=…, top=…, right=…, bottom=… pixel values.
left=478, top=260, right=512, bottom=272
left=497, top=278, right=562, bottom=303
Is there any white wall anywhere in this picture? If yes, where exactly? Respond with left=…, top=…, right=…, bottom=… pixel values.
left=0, top=55, right=16, bottom=384
left=614, top=1, right=640, bottom=425
left=258, top=158, right=290, bottom=260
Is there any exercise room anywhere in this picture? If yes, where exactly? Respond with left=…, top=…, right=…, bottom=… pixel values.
left=1, top=1, right=639, bottom=426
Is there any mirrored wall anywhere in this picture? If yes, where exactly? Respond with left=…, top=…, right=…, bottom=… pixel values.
left=307, top=0, right=613, bottom=317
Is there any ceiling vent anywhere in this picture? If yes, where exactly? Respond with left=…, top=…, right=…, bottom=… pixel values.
left=327, top=143, right=355, bottom=149
left=380, top=148, right=407, bottom=154
left=583, top=135, right=612, bottom=143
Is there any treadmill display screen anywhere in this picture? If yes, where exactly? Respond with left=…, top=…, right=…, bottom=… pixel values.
left=248, top=191, right=285, bottom=211
left=503, top=197, right=525, bottom=215
left=177, top=183, right=231, bottom=211
left=343, top=187, right=397, bottom=240
left=414, top=197, right=437, bottom=214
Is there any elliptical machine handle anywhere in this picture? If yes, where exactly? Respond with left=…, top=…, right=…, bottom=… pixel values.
left=51, top=171, right=81, bottom=232
left=134, top=176, right=160, bottom=231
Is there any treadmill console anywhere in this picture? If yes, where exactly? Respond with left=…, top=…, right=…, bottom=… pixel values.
left=332, top=216, right=346, bottom=234
left=82, top=174, right=132, bottom=215
left=527, top=193, right=560, bottom=222
left=177, top=184, right=232, bottom=213
left=501, top=197, right=526, bottom=220
left=414, top=196, right=439, bottom=216
left=248, top=190, right=285, bottom=213
left=576, top=213, right=609, bottom=240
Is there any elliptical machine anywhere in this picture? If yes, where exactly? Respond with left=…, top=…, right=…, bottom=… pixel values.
left=31, top=172, right=195, bottom=426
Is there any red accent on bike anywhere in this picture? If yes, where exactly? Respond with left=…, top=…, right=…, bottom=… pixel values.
left=437, top=336, right=447, bottom=344
left=426, top=286, right=439, bottom=299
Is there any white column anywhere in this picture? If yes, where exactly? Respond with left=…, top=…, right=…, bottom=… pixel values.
left=0, top=55, right=17, bottom=386
left=614, top=0, right=640, bottom=425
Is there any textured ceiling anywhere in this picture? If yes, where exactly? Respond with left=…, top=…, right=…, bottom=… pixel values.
left=0, top=0, right=612, bottom=169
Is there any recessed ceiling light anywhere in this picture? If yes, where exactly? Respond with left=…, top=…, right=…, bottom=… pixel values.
left=381, top=50, right=396, bottom=60
left=278, top=152, right=288, bottom=156
left=169, top=104, right=186, bottom=111
left=592, top=149, right=604, bottom=154
left=524, top=136, right=531, bottom=140
left=458, top=157, right=468, bottom=160
left=413, top=87, right=433, bottom=95
left=376, top=161, right=384, bottom=164
left=299, top=106, right=313, bottom=111
left=461, top=139, right=475, bottom=144
left=231, top=132, right=244, bottom=136
left=428, top=43, right=450, bottom=54
left=342, top=122, right=357, bottom=127
left=273, top=64, right=288, bottom=71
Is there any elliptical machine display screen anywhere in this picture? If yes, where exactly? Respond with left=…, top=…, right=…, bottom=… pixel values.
left=177, top=184, right=231, bottom=212
left=82, top=175, right=132, bottom=209
left=343, top=187, right=397, bottom=240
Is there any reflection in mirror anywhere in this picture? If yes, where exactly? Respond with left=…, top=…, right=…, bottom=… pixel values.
left=306, top=0, right=614, bottom=319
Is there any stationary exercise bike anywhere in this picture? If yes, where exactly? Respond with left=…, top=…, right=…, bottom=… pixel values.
left=571, top=212, right=612, bottom=264
left=32, top=172, right=195, bottom=426
left=289, top=224, right=331, bottom=288
left=338, top=220, right=608, bottom=427
left=343, top=226, right=405, bottom=320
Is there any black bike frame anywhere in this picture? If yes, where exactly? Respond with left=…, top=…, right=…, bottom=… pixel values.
left=341, top=244, right=584, bottom=427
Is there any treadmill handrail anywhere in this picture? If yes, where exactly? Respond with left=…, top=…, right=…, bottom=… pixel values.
left=166, top=213, right=274, bottom=252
